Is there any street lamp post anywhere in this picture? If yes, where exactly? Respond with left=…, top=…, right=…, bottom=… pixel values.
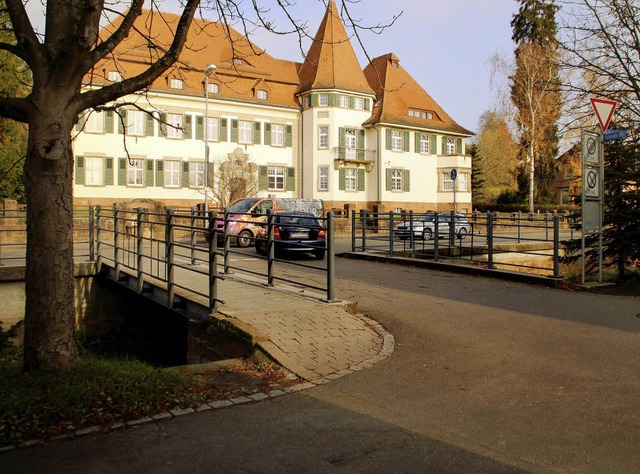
left=204, top=64, right=217, bottom=212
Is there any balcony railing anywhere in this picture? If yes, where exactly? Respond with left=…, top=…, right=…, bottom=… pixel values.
left=333, top=147, right=376, bottom=163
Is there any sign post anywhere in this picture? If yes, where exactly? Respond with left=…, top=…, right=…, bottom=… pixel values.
left=451, top=168, right=457, bottom=214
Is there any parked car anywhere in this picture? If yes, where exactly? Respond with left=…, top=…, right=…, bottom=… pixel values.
left=394, top=212, right=470, bottom=240
left=255, top=212, right=326, bottom=259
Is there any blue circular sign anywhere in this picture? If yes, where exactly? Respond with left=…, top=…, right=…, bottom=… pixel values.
left=450, top=168, right=457, bottom=180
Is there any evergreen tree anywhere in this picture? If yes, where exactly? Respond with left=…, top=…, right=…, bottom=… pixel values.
left=467, top=143, right=486, bottom=204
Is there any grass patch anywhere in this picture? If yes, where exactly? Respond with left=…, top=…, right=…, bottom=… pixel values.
left=0, top=354, right=292, bottom=447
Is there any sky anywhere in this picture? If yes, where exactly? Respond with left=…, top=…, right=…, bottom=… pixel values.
left=247, top=0, right=520, bottom=135
left=23, top=0, right=520, bottom=135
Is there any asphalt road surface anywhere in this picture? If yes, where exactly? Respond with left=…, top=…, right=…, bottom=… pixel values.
left=3, top=257, right=640, bottom=473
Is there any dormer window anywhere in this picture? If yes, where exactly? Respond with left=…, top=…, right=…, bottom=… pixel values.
left=354, top=97, right=364, bottom=110
left=170, top=78, right=183, bottom=90
left=340, top=95, right=350, bottom=107
left=107, top=70, right=122, bottom=82
left=319, top=94, right=329, bottom=106
left=256, top=89, right=268, bottom=100
left=233, top=58, right=243, bottom=65
left=207, top=83, right=219, bottom=94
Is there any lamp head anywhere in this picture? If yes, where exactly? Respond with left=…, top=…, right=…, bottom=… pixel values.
left=206, top=64, right=217, bottom=74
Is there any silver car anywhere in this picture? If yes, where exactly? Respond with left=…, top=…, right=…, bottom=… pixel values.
left=394, top=212, right=470, bottom=240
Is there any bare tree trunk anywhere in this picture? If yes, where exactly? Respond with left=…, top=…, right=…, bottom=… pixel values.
left=22, top=96, right=77, bottom=371
left=529, top=141, right=535, bottom=214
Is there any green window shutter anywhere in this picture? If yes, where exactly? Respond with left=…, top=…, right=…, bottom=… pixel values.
left=264, top=123, right=272, bottom=146
left=415, top=132, right=421, bottom=153
left=358, top=129, right=365, bottom=149
left=105, top=157, right=114, bottom=185
left=364, top=98, right=371, bottom=111
left=75, top=113, right=87, bottom=132
left=442, top=136, right=447, bottom=154
left=195, top=116, right=204, bottom=140
left=75, top=156, right=84, bottom=185
left=258, top=165, right=268, bottom=190
left=311, top=94, right=318, bottom=107
left=231, top=119, right=238, bottom=143
left=385, top=129, right=392, bottom=150
left=118, top=158, right=127, bottom=185
left=404, top=131, right=411, bottom=152
left=431, top=134, right=437, bottom=155
left=349, top=96, right=355, bottom=108
left=339, top=127, right=345, bottom=148
left=181, top=161, right=189, bottom=188
left=357, top=169, right=365, bottom=191
left=286, top=167, right=295, bottom=191
left=220, top=118, right=228, bottom=142
left=156, top=160, right=163, bottom=187
left=457, top=138, right=463, bottom=155
left=184, top=115, right=192, bottom=139
left=145, top=160, right=154, bottom=187
left=285, top=124, right=293, bottom=147
left=146, top=113, right=154, bottom=136
left=159, top=112, right=167, bottom=136
left=339, top=168, right=346, bottom=191
left=403, top=170, right=411, bottom=192
left=105, top=111, right=114, bottom=134
left=329, top=93, right=338, bottom=107
left=254, top=122, right=261, bottom=144
left=118, top=109, right=127, bottom=134
left=385, top=169, right=392, bottom=191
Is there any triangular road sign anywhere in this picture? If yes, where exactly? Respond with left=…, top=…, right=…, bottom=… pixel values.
left=590, top=97, right=617, bottom=132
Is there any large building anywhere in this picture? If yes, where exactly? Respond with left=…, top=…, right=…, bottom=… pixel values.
left=74, top=1, right=474, bottom=213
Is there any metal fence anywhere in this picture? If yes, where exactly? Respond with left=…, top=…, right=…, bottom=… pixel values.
left=352, top=210, right=572, bottom=279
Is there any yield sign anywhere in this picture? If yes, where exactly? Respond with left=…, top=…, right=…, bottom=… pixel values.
left=590, top=97, right=617, bottom=132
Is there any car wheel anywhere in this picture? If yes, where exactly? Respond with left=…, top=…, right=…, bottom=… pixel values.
left=457, top=227, right=467, bottom=240
left=237, top=230, right=253, bottom=248
left=422, top=228, right=433, bottom=240
left=314, top=249, right=325, bottom=260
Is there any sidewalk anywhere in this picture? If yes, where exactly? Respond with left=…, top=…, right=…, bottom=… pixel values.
left=205, top=272, right=391, bottom=381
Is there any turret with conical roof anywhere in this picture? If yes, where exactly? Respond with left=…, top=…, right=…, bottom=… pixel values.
left=297, top=0, right=374, bottom=96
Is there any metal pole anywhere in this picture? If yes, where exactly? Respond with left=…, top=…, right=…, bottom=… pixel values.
left=545, top=211, right=550, bottom=241
left=136, top=208, right=144, bottom=291
left=223, top=210, right=231, bottom=274
left=434, top=212, right=439, bottom=262
left=389, top=211, right=394, bottom=257
left=553, top=214, right=560, bottom=278
left=190, top=206, right=197, bottom=265
left=88, top=205, right=95, bottom=261
left=409, top=210, right=414, bottom=255
left=361, top=209, right=367, bottom=251
left=113, top=205, right=120, bottom=280
left=517, top=210, right=521, bottom=243
left=208, top=210, right=218, bottom=312
left=267, top=209, right=275, bottom=286
left=487, top=211, right=494, bottom=269
left=165, top=208, right=175, bottom=308
left=95, top=205, right=102, bottom=264
left=351, top=209, right=356, bottom=252
left=326, top=212, right=335, bottom=302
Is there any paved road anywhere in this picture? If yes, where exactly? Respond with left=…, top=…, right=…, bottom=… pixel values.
left=4, top=257, right=640, bottom=473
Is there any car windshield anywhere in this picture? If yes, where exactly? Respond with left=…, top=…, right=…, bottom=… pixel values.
left=227, top=198, right=260, bottom=213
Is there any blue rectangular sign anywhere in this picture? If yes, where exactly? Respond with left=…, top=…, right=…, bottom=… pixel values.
left=603, top=129, right=627, bottom=142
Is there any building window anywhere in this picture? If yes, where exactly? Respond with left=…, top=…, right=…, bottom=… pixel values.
left=164, top=160, right=181, bottom=188
left=205, top=117, right=219, bottom=141
left=268, top=166, right=285, bottom=191
left=318, top=166, right=329, bottom=191
left=207, top=83, right=219, bottom=94
left=427, top=112, right=433, bottom=119
left=85, top=111, right=104, bottom=133
left=391, top=169, right=403, bottom=191
left=446, top=137, right=456, bottom=155
left=319, top=94, right=329, bottom=106
left=560, top=188, right=571, bottom=205
left=420, top=134, right=430, bottom=154
left=127, top=159, right=144, bottom=187
left=127, top=110, right=145, bottom=137
left=442, top=172, right=455, bottom=191
left=190, top=161, right=205, bottom=188
left=85, top=156, right=104, bottom=186
left=345, top=168, right=357, bottom=191
left=271, top=124, right=284, bottom=146
left=238, top=120, right=253, bottom=144
left=319, top=126, right=329, bottom=149
left=457, top=173, right=468, bottom=192
left=391, top=130, right=403, bottom=151
left=167, top=113, right=183, bottom=139
left=170, top=78, right=183, bottom=89
left=408, top=109, right=415, bottom=117
left=107, top=70, right=122, bottom=82
left=233, top=58, right=243, bottom=65
left=344, top=128, right=357, bottom=159
left=340, top=95, right=350, bottom=107
left=256, top=89, right=268, bottom=100
left=354, top=97, right=364, bottom=110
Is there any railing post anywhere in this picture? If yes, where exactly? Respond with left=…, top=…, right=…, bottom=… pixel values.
left=95, top=205, right=102, bottom=263
left=190, top=206, right=198, bottom=265
left=517, top=210, right=522, bottom=243
left=165, top=207, right=175, bottom=308
left=487, top=211, right=494, bottom=269
left=223, top=210, right=231, bottom=274
left=267, top=209, right=275, bottom=286
left=208, top=210, right=218, bottom=313
left=327, top=212, right=335, bottom=302
left=88, top=205, right=95, bottom=261
left=553, top=214, right=560, bottom=278
left=389, top=211, right=395, bottom=257
left=361, top=209, right=367, bottom=251
left=113, top=205, right=121, bottom=280
left=545, top=211, right=550, bottom=241
left=434, top=212, right=439, bottom=262
left=136, top=208, right=146, bottom=292
left=409, top=210, right=414, bottom=255
left=351, top=209, right=356, bottom=252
